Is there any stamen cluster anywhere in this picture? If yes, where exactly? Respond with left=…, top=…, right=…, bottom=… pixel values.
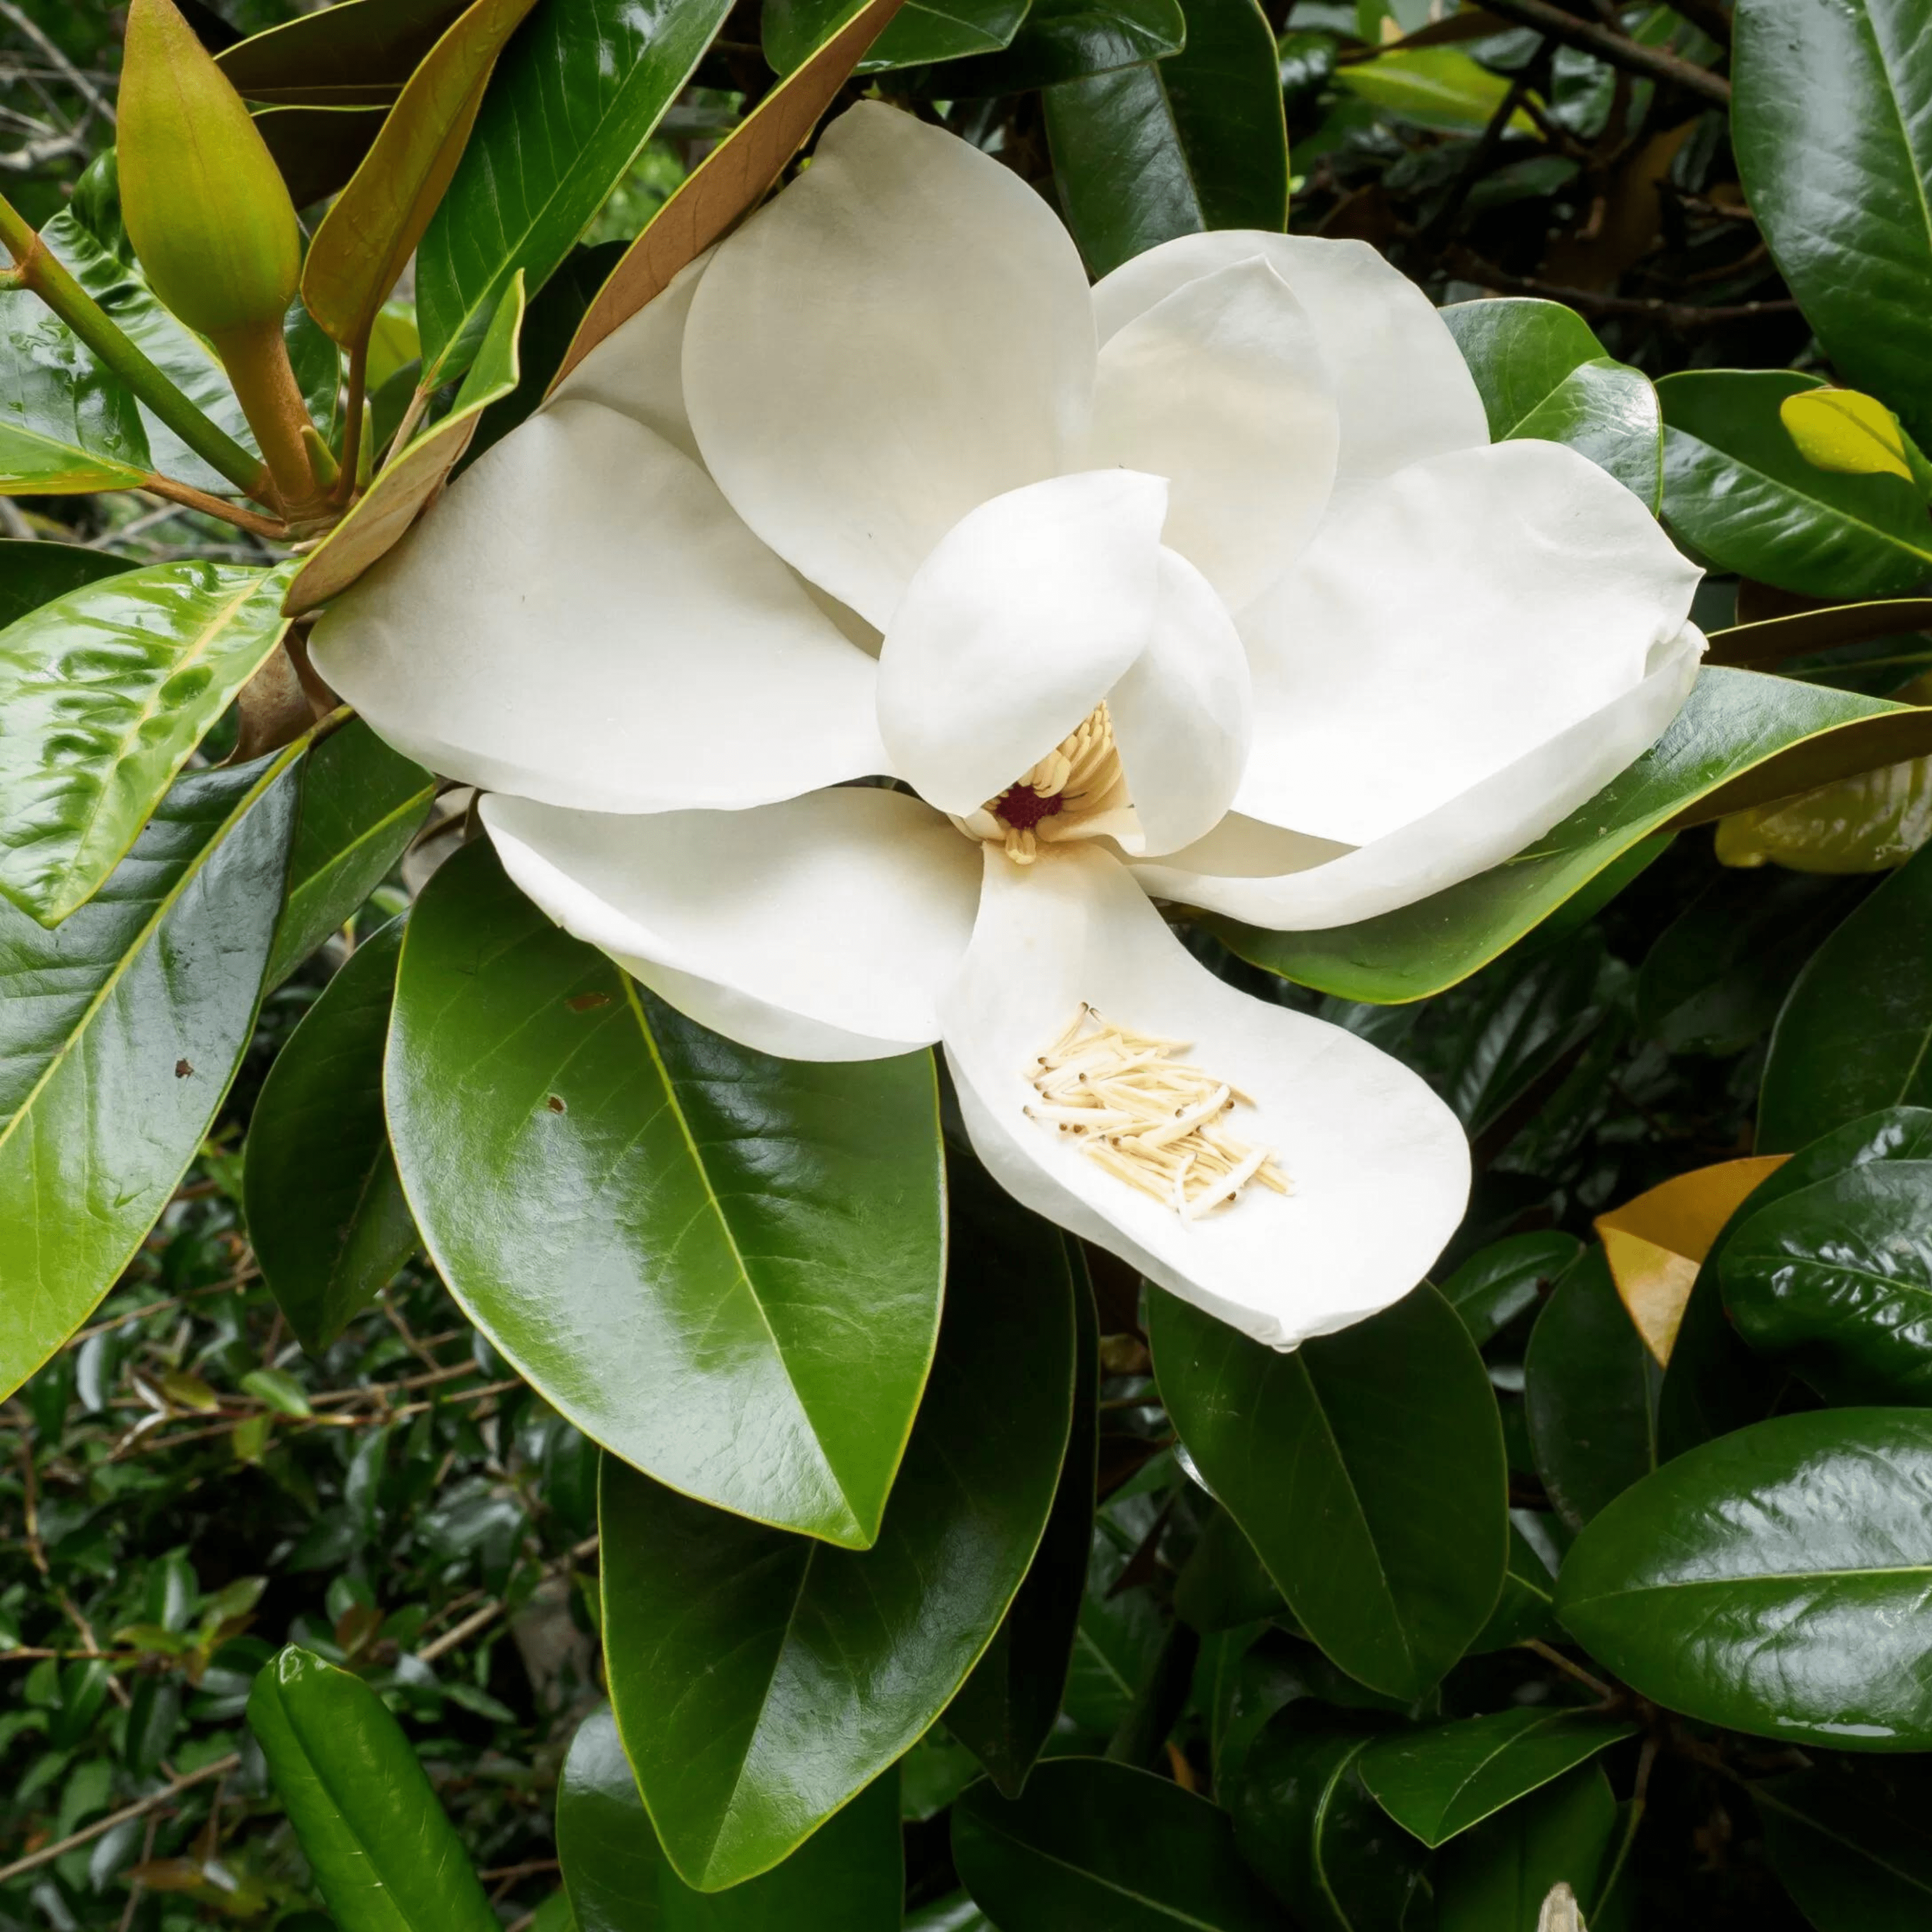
left=1025, top=1005, right=1290, bottom=1219
left=987, top=704, right=1124, bottom=864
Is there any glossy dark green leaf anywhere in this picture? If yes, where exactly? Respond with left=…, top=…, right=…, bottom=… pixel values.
left=265, top=718, right=436, bottom=990
left=0, top=560, right=295, bottom=925
left=1044, top=0, right=1287, bottom=278
left=1228, top=1704, right=1426, bottom=1931
left=0, top=541, right=136, bottom=631
left=389, top=841, right=946, bottom=1547
left=1151, top=1283, right=1507, bottom=1701
left=1733, top=0, right=1932, bottom=451
left=904, top=1898, right=993, bottom=1931
left=218, top=0, right=472, bottom=105
left=415, top=0, right=734, bottom=385
left=598, top=1204, right=1073, bottom=1888
left=1721, top=1161, right=1932, bottom=1404
left=1442, top=1233, right=1582, bottom=1348
left=246, top=920, right=417, bottom=1353
left=303, top=0, right=543, bottom=353
left=1760, top=841, right=1932, bottom=1151
left=942, top=0, right=1184, bottom=93
left=254, top=105, right=389, bottom=208
left=1357, top=1709, right=1637, bottom=1849
left=248, top=1645, right=499, bottom=1932
left=1440, top=297, right=1662, bottom=510
left=1215, top=669, right=1929, bottom=1005
left=1755, top=1759, right=1932, bottom=1932
left=766, top=0, right=1025, bottom=73
left=1523, top=1249, right=1658, bottom=1533
left=1435, top=1765, right=1619, bottom=1932
left=946, top=1223, right=1097, bottom=1797
left=1065, top=1499, right=1168, bottom=1736
left=556, top=1706, right=902, bottom=1929
left=1174, top=1507, right=1287, bottom=1635
left=0, top=285, right=151, bottom=492
left=1659, top=370, right=1932, bottom=599
left=1660, top=1107, right=1932, bottom=1459
left=1558, top=1408, right=1932, bottom=1750
left=1468, top=1516, right=1561, bottom=1655
left=955, top=1757, right=1290, bottom=1931
left=0, top=750, right=299, bottom=1402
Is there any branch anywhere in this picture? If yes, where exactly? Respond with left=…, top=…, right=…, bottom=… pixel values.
left=1474, top=0, right=1730, bottom=105
left=139, top=475, right=290, bottom=540
left=1448, top=248, right=1799, bottom=331
left=0, top=1755, right=239, bottom=1886
left=0, top=3, right=115, bottom=125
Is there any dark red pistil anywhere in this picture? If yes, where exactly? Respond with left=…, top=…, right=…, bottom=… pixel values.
left=995, top=785, right=1063, bottom=833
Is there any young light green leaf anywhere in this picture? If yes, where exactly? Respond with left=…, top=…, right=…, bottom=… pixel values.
left=0, top=559, right=296, bottom=924
left=0, top=750, right=300, bottom=1402
left=388, top=839, right=945, bottom=1548
left=248, top=1645, right=500, bottom=1932
left=1335, top=45, right=1540, bottom=132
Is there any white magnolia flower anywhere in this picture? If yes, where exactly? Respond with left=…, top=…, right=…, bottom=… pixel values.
left=313, top=102, right=1704, bottom=1349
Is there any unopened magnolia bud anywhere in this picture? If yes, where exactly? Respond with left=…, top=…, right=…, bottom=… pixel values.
left=117, top=0, right=299, bottom=337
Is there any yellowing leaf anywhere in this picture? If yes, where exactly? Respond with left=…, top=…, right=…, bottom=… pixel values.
left=1594, top=1155, right=1789, bottom=1365
left=1333, top=47, right=1540, bottom=135
left=159, top=1368, right=221, bottom=1412
left=1780, top=386, right=1914, bottom=483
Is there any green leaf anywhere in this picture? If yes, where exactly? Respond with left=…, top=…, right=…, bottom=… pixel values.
left=247, top=1645, right=499, bottom=1932
left=1733, top=0, right=1932, bottom=451
left=218, top=0, right=472, bottom=106
left=1659, top=370, right=1932, bottom=599
left=389, top=840, right=945, bottom=1547
left=1214, top=667, right=1932, bottom=1004
left=303, top=0, right=543, bottom=352
left=905, top=1898, right=993, bottom=1932
left=1557, top=1408, right=1932, bottom=1750
left=1174, top=1507, right=1288, bottom=1637
left=254, top=105, right=390, bottom=208
left=1356, top=1710, right=1638, bottom=1850
left=1721, top=1161, right=1932, bottom=1404
left=1334, top=46, right=1540, bottom=133
left=1442, top=1232, right=1582, bottom=1348
left=1469, top=1515, right=1561, bottom=1654
left=246, top=919, right=417, bottom=1352
left=1044, top=0, right=1287, bottom=278
left=1435, top=1765, right=1619, bottom=1932
left=0, top=540, right=137, bottom=630
left=765, top=0, right=1026, bottom=72
left=1781, top=386, right=1918, bottom=484
left=238, top=1367, right=312, bottom=1417
left=1150, top=1282, right=1507, bottom=1701
left=1440, top=298, right=1662, bottom=510
left=1755, top=1760, right=1932, bottom=1931
left=556, top=1706, right=903, bottom=1928
left=1227, top=1703, right=1427, bottom=1931
left=0, top=751, right=299, bottom=1402
left=0, top=560, right=295, bottom=926
left=1523, top=1249, right=1658, bottom=1533
left=0, top=286, right=152, bottom=492
left=941, top=0, right=1185, bottom=93
left=415, top=0, right=734, bottom=386
left=598, top=1193, right=1074, bottom=1889
left=954, top=1757, right=1291, bottom=1931
left=1760, top=840, right=1932, bottom=1150
left=286, top=274, right=524, bottom=616
left=945, top=1228, right=1098, bottom=1798
left=265, top=718, right=435, bottom=991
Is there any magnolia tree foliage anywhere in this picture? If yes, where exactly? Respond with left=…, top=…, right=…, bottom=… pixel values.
left=3, top=0, right=1932, bottom=1927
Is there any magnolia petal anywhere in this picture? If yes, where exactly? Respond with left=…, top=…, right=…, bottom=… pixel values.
left=1109, top=548, right=1253, bottom=856
left=683, top=101, right=1097, bottom=630
left=1092, top=232, right=1487, bottom=485
left=878, top=470, right=1167, bottom=816
left=1234, top=440, right=1703, bottom=846
left=1086, top=256, right=1340, bottom=612
left=941, top=844, right=1469, bottom=1348
left=1137, top=626, right=1705, bottom=929
left=480, top=786, right=981, bottom=1059
left=548, top=247, right=713, bottom=463
left=310, top=402, right=887, bottom=814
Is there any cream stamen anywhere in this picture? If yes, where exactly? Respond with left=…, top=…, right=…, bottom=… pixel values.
left=978, top=702, right=1128, bottom=864
left=1024, top=1005, right=1290, bottom=1217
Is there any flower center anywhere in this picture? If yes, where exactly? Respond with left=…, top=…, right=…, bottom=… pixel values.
left=1025, top=1005, right=1290, bottom=1218
left=974, top=703, right=1128, bottom=864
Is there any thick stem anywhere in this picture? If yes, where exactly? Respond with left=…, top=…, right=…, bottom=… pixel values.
left=210, top=317, right=325, bottom=518
left=138, top=473, right=288, bottom=539
left=1475, top=0, right=1730, bottom=104
left=0, top=192, right=270, bottom=502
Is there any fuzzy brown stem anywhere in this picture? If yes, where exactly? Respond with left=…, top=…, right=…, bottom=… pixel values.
left=139, top=473, right=288, bottom=539
left=210, top=317, right=324, bottom=516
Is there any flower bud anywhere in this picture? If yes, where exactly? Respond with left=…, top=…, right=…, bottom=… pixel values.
left=117, top=0, right=300, bottom=338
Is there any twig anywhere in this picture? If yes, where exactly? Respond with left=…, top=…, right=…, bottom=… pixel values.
left=416, top=1533, right=599, bottom=1664
left=0, top=1755, right=240, bottom=1886
left=69, top=1272, right=259, bottom=1348
left=1523, top=1638, right=1620, bottom=1704
left=1414, top=60, right=1539, bottom=262
left=116, top=1816, right=159, bottom=1932
left=0, top=2, right=115, bottom=125
left=1448, top=248, right=1799, bottom=330
left=139, top=473, right=290, bottom=540
left=1473, top=0, right=1730, bottom=105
